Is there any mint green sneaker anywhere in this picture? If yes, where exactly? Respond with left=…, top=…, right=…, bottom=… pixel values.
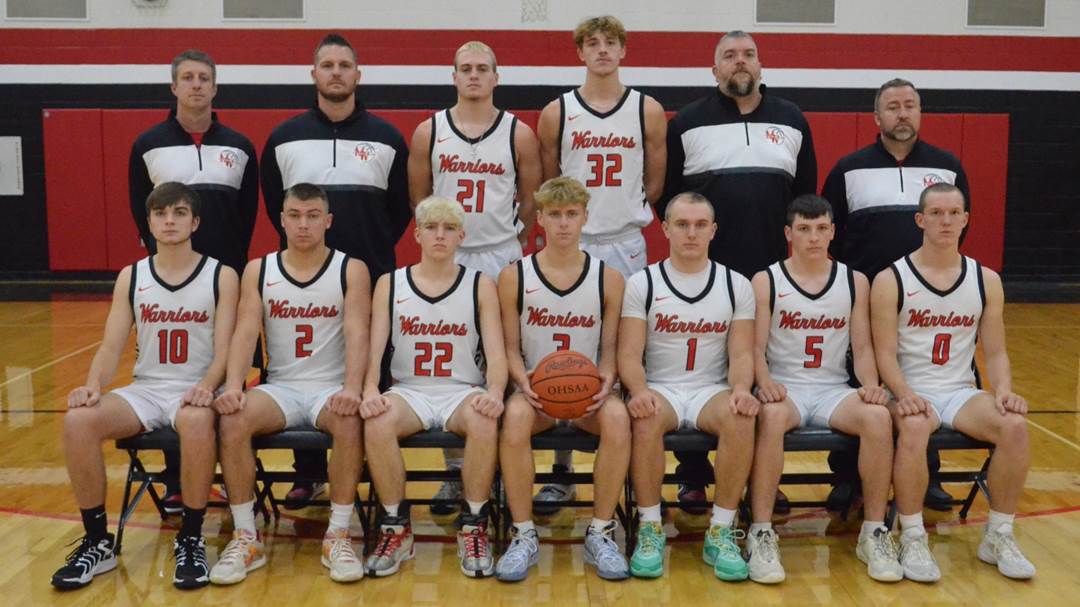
left=703, top=524, right=748, bottom=581
left=630, top=522, right=666, bottom=578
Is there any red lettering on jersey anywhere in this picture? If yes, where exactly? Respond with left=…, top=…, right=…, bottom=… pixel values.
left=570, top=131, right=637, bottom=151
left=399, top=315, right=468, bottom=337
left=777, top=310, right=847, bottom=331
left=438, top=153, right=506, bottom=176
left=268, top=299, right=340, bottom=319
left=526, top=306, right=596, bottom=329
left=654, top=313, right=728, bottom=334
left=138, top=303, right=210, bottom=324
left=906, top=309, right=977, bottom=328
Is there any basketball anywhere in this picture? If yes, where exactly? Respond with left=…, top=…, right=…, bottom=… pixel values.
left=529, top=350, right=602, bottom=419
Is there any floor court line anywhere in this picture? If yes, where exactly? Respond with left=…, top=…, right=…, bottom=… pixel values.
left=1026, top=416, right=1080, bottom=453
left=0, top=340, right=101, bottom=389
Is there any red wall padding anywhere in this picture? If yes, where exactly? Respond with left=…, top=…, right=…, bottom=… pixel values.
left=44, top=109, right=1007, bottom=272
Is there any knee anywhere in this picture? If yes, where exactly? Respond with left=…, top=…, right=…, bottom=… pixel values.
left=217, top=411, right=251, bottom=444
left=465, top=408, right=498, bottom=440
left=757, top=404, right=790, bottom=434
left=859, top=406, right=893, bottom=439
left=896, top=415, right=933, bottom=446
left=175, top=405, right=216, bottom=435
left=363, top=412, right=394, bottom=442
left=600, top=402, right=630, bottom=437
left=997, top=414, right=1029, bottom=447
left=326, top=412, right=362, bottom=442
left=631, top=411, right=665, bottom=441
left=63, top=407, right=103, bottom=443
left=501, top=401, right=535, bottom=443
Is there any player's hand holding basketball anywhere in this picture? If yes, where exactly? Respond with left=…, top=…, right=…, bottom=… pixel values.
left=182, top=383, right=215, bottom=408
left=591, top=371, right=616, bottom=404
left=626, top=389, right=660, bottom=419
left=67, top=386, right=101, bottom=408
left=359, top=391, right=391, bottom=419
left=996, top=391, right=1027, bottom=415
left=858, top=385, right=889, bottom=406
left=756, top=377, right=787, bottom=403
left=731, top=388, right=760, bottom=417
left=327, top=388, right=362, bottom=416
left=514, top=371, right=543, bottom=409
left=213, top=388, right=246, bottom=415
left=895, top=393, right=930, bottom=417
left=471, top=389, right=504, bottom=419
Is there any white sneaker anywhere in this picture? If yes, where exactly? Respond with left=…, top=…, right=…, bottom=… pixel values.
left=209, top=529, right=266, bottom=585
left=856, top=526, right=903, bottom=582
left=746, top=528, right=785, bottom=584
left=899, top=529, right=941, bottom=582
left=978, top=525, right=1035, bottom=580
left=322, top=528, right=364, bottom=582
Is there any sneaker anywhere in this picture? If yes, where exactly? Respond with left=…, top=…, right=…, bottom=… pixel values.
left=534, top=465, right=575, bottom=515
left=321, top=528, right=364, bottom=582
left=495, top=527, right=540, bottom=582
left=978, top=525, right=1035, bottom=579
left=825, top=481, right=856, bottom=514
left=677, top=484, right=709, bottom=515
left=856, top=527, right=903, bottom=582
left=162, top=489, right=183, bottom=515
left=51, top=533, right=117, bottom=590
left=458, top=508, right=494, bottom=578
left=283, top=482, right=325, bottom=510
left=924, top=483, right=954, bottom=512
left=209, top=529, right=266, bottom=585
left=703, top=524, right=748, bottom=581
left=898, top=529, right=941, bottom=582
left=630, top=521, right=666, bottom=578
left=583, top=521, right=629, bottom=580
left=366, top=516, right=415, bottom=577
left=172, top=534, right=210, bottom=589
left=774, top=490, right=791, bottom=515
left=746, top=528, right=784, bottom=584
left=431, top=479, right=463, bottom=515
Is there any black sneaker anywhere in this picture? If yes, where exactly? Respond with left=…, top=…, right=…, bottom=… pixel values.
left=173, top=534, right=210, bottom=589
left=162, top=489, right=184, bottom=515
left=51, top=533, right=117, bottom=590
left=925, top=483, right=954, bottom=512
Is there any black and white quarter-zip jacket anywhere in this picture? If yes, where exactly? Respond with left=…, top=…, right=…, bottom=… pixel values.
left=129, top=110, right=259, bottom=273
left=663, top=84, right=817, bottom=278
left=260, top=102, right=410, bottom=281
left=821, top=136, right=969, bottom=278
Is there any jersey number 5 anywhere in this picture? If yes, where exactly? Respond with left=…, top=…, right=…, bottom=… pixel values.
left=585, top=154, right=622, bottom=187
left=416, top=342, right=453, bottom=377
left=804, top=336, right=824, bottom=368
left=456, top=179, right=486, bottom=213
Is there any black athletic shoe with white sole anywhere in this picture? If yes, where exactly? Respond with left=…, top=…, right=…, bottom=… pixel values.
left=173, top=534, right=210, bottom=589
left=51, top=533, right=117, bottom=590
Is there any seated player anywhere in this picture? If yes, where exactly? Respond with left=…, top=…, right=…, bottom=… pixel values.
left=747, top=195, right=901, bottom=584
left=209, top=183, right=370, bottom=585
left=52, top=182, right=238, bottom=590
left=871, top=182, right=1035, bottom=581
left=361, top=196, right=507, bottom=578
left=618, top=192, right=759, bottom=581
left=494, top=177, right=631, bottom=582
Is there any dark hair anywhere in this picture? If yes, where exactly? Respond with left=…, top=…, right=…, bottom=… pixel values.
left=874, top=77, right=918, bottom=111
left=284, top=182, right=329, bottom=210
left=917, top=182, right=964, bottom=212
left=664, top=191, right=714, bottom=222
left=786, top=194, right=832, bottom=226
left=171, top=49, right=216, bottom=83
left=146, top=182, right=201, bottom=217
left=314, top=33, right=357, bottom=64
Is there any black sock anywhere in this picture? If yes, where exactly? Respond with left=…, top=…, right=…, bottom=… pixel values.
left=180, top=506, right=206, bottom=538
left=80, top=505, right=108, bottom=539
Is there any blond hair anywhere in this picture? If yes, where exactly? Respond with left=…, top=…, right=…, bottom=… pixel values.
left=454, top=41, right=497, bottom=72
left=534, top=176, right=591, bottom=211
left=415, top=196, right=465, bottom=229
left=573, top=15, right=627, bottom=48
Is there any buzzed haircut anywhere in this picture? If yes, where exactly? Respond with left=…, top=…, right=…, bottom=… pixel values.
left=918, top=182, right=964, bottom=212
left=714, top=30, right=756, bottom=60
left=573, top=15, right=627, bottom=48
left=874, top=77, right=919, bottom=112
left=313, top=33, right=358, bottom=64
left=146, top=181, right=201, bottom=217
left=284, top=182, right=330, bottom=210
left=454, top=41, right=497, bottom=72
left=786, top=194, right=833, bottom=226
left=534, top=176, right=591, bottom=211
left=170, top=49, right=216, bottom=84
left=664, top=191, right=714, bottom=222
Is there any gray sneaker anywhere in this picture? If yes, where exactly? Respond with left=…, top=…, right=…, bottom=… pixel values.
left=899, top=529, right=941, bottom=582
left=584, top=521, right=629, bottom=580
left=457, top=507, right=494, bottom=578
left=856, top=526, right=903, bottom=582
left=534, top=464, right=575, bottom=515
left=431, top=479, right=462, bottom=515
left=495, top=527, right=540, bottom=582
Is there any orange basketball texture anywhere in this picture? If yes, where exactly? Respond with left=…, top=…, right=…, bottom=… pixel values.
left=530, top=350, right=602, bottom=420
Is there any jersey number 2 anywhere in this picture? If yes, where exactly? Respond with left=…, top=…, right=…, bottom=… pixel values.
left=456, top=179, right=486, bottom=213
left=295, top=325, right=313, bottom=358
left=416, top=342, right=453, bottom=377
left=156, top=329, right=188, bottom=364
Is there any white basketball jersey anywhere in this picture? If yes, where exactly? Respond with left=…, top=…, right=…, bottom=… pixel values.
left=517, top=253, right=604, bottom=369
left=894, top=255, right=984, bottom=392
left=559, top=88, right=652, bottom=237
left=431, top=109, right=520, bottom=249
left=389, top=265, right=486, bottom=387
left=260, top=249, right=347, bottom=384
left=643, top=261, right=739, bottom=385
left=766, top=261, right=854, bottom=386
left=131, top=255, right=219, bottom=384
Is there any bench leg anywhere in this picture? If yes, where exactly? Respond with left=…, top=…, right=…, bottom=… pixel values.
left=623, top=476, right=636, bottom=555
left=959, top=451, right=993, bottom=520
left=253, top=458, right=277, bottom=523
left=116, top=451, right=156, bottom=556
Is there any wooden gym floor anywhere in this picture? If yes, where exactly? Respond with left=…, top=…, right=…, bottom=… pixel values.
left=0, top=298, right=1077, bottom=605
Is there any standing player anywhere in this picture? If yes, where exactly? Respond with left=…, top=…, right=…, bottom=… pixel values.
left=494, top=177, right=631, bottom=582
left=209, top=184, right=370, bottom=586
left=407, top=41, right=542, bottom=512
left=746, top=195, right=901, bottom=584
left=871, top=183, right=1035, bottom=581
left=52, top=182, right=238, bottom=590
left=361, top=196, right=507, bottom=579
left=619, top=192, right=759, bottom=581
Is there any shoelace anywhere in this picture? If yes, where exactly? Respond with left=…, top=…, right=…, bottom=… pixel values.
left=901, top=534, right=935, bottom=565
left=64, top=537, right=105, bottom=569
left=462, top=527, right=489, bottom=559
left=638, top=524, right=664, bottom=553
left=328, top=536, right=360, bottom=563
left=708, top=527, right=745, bottom=557
left=375, top=528, right=405, bottom=558
left=871, top=529, right=899, bottom=560
left=592, top=525, right=625, bottom=566
left=754, top=530, right=779, bottom=562
left=993, top=533, right=1026, bottom=563
left=219, top=534, right=254, bottom=564
left=175, top=536, right=205, bottom=566
left=504, top=531, right=539, bottom=565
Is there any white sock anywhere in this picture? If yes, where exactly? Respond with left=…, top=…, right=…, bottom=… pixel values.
left=749, top=522, right=772, bottom=535
left=861, top=521, right=885, bottom=536
left=382, top=503, right=399, bottom=518
left=230, top=500, right=256, bottom=535
left=589, top=518, right=611, bottom=534
left=898, top=512, right=924, bottom=536
left=466, top=500, right=487, bottom=515
left=987, top=509, right=1015, bottom=534
left=328, top=502, right=352, bottom=533
left=710, top=505, right=737, bottom=528
left=638, top=504, right=662, bottom=523
left=513, top=520, right=535, bottom=534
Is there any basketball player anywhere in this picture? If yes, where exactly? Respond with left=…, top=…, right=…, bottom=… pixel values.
left=871, top=182, right=1035, bottom=581
left=52, top=182, right=238, bottom=590
left=494, top=177, right=631, bottom=582
left=536, top=14, right=666, bottom=511
left=361, top=196, right=507, bottom=579
left=407, top=41, right=542, bottom=513
left=618, top=192, right=758, bottom=581
left=746, top=195, right=901, bottom=584
left=209, top=183, right=370, bottom=585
